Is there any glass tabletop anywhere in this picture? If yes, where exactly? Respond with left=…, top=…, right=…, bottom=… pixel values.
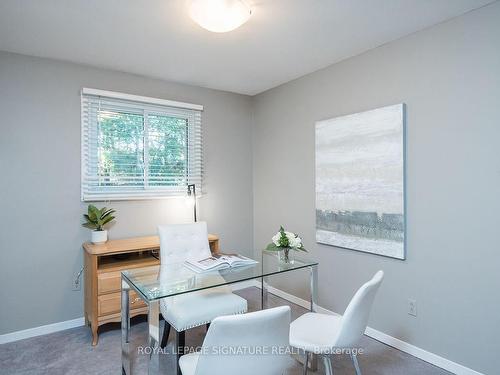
left=122, top=251, right=318, bottom=301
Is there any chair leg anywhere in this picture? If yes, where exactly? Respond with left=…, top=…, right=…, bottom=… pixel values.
left=176, top=330, right=185, bottom=375
left=160, top=321, right=171, bottom=349
left=322, top=355, right=333, bottom=375
left=350, top=353, right=361, bottom=375
left=302, top=352, right=308, bottom=375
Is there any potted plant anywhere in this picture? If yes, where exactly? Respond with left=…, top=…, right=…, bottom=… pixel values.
left=266, top=226, right=307, bottom=264
left=82, top=204, right=116, bottom=244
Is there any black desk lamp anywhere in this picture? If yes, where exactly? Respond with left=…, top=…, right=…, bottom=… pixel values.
left=187, top=184, right=197, bottom=222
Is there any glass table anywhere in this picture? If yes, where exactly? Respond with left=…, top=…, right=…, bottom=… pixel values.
left=121, top=251, right=319, bottom=375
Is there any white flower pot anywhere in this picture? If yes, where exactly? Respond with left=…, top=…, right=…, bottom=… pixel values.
left=91, top=230, right=108, bottom=244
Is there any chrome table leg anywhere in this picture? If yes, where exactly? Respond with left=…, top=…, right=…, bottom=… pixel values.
left=148, top=300, right=160, bottom=375
left=121, top=277, right=131, bottom=375
left=261, top=276, right=269, bottom=309
left=309, top=265, right=319, bottom=371
left=310, top=264, right=318, bottom=312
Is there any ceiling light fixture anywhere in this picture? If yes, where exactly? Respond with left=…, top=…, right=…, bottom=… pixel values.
left=188, top=0, right=252, bottom=33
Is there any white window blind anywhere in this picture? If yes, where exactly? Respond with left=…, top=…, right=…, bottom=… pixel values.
left=81, top=89, right=203, bottom=201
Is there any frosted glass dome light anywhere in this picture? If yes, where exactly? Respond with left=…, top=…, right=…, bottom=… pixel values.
left=189, top=0, right=252, bottom=33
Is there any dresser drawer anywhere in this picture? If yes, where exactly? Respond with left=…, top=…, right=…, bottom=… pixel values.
left=98, top=291, right=147, bottom=316
left=98, top=271, right=121, bottom=295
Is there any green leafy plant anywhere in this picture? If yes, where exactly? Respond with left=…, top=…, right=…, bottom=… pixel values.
left=82, top=204, right=116, bottom=231
left=266, top=226, right=307, bottom=252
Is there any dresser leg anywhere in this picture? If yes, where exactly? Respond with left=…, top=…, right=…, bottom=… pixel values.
left=91, top=324, right=98, bottom=346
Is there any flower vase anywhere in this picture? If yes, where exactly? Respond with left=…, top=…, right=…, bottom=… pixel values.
left=279, top=248, right=294, bottom=264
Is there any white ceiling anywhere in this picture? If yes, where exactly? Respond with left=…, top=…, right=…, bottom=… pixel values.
left=0, top=0, right=495, bottom=95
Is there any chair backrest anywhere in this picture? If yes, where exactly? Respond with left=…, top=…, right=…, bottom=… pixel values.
left=158, top=222, right=211, bottom=264
left=334, top=271, right=384, bottom=348
left=194, top=306, right=291, bottom=375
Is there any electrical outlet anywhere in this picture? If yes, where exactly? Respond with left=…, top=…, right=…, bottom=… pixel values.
left=72, top=275, right=81, bottom=291
left=408, top=299, right=417, bottom=317
left=72, top=267, right=84, bottom=291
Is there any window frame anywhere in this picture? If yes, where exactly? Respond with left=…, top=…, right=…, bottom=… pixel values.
left=81, top=88, right=203, bottom=201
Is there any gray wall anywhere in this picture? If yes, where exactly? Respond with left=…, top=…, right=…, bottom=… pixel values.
left=0, top=51, right=254, bottom=334
left=252, top=3, right=500, bottom=374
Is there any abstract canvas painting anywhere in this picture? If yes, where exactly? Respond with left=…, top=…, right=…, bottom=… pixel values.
left=315, top=104, right=406, bottom=259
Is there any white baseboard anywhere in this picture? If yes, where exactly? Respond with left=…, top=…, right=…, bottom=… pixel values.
left=253, top=282, right=483, bottom=375
left=0, top=284, right=485, bottom=375
left=363, top=327, right=483, bottom=375
left=0, top=317, right=85, bottom=345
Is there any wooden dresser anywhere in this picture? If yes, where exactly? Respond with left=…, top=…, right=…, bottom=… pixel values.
left=83, top=234, right=219, bottom=345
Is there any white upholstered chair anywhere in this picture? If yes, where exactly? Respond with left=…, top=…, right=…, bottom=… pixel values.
left=157, top=222, right=248, bottom=374
left=179, top=306, right=292, bottom=375
left=290, top=271, right=384, bottom=375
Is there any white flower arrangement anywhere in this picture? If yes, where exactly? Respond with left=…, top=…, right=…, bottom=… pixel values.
left=266, top=226, right=307, bottom=252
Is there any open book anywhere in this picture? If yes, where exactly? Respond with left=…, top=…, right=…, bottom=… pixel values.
left=185, top=253, right=258, bottom=273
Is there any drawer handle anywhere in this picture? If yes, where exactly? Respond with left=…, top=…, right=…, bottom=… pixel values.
left=131, top=297, right=141, bottom=305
